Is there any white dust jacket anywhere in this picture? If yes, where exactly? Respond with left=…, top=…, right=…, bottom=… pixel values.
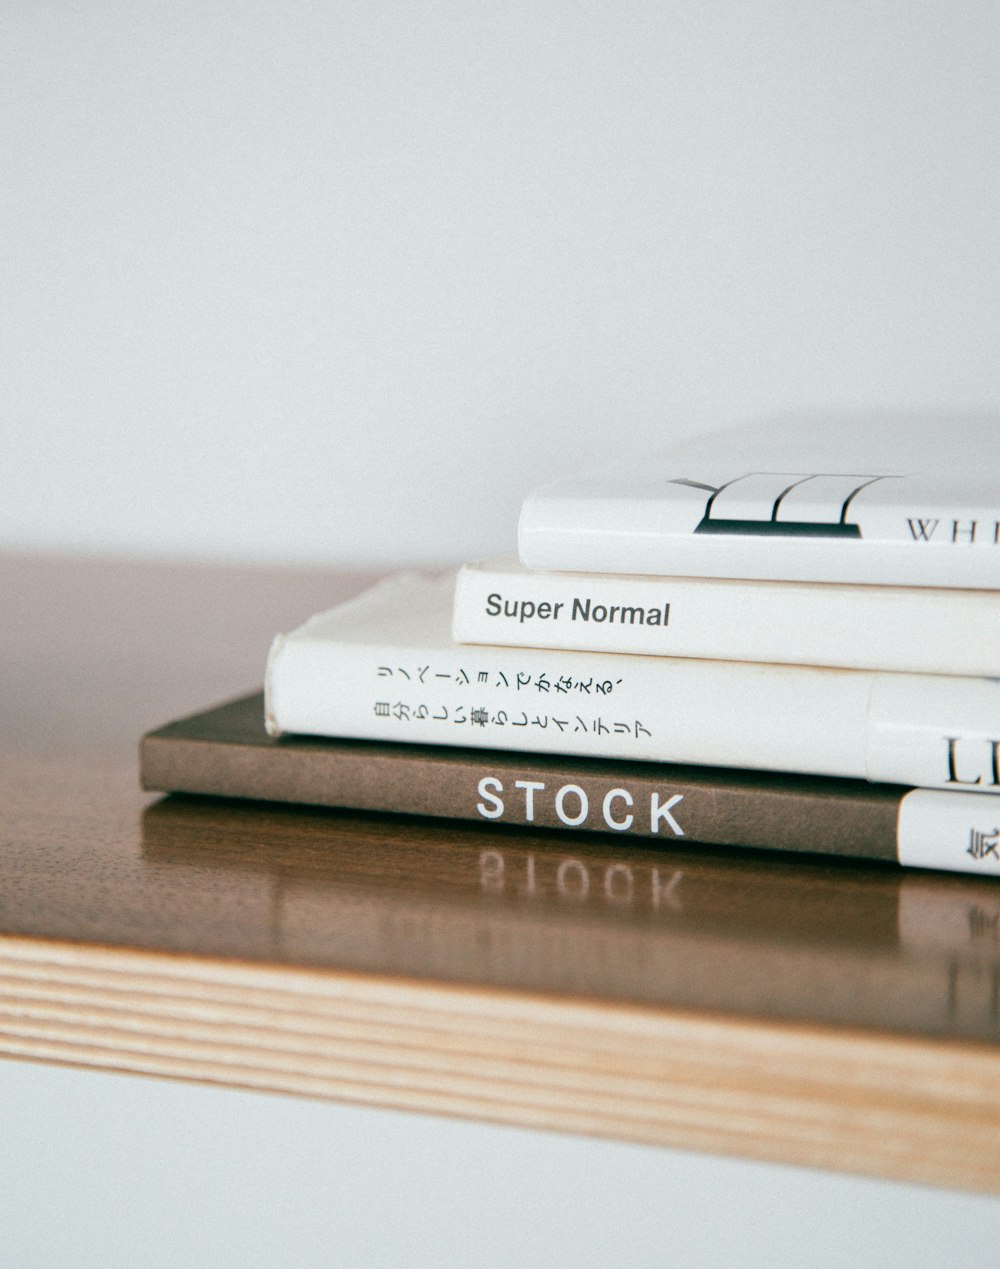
left=518, top=415, right=1000, bottom=588
left=266, top=573, right=1000, bottom=796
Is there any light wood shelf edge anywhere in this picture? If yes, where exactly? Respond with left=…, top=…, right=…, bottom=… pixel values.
left=1, top=934, right=997, bottom=1194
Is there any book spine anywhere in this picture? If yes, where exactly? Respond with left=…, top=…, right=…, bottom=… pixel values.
left=264, top=636, right=1000, bottom=794
left=452, top=564, right=1000, bottom=676
left=518, top=500, right=1000, bottom=589
left=141, top=732, right=1000, bottom=877
left=897, top=790, right=1000, bottom=875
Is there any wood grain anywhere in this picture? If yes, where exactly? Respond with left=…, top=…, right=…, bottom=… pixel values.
left=3, top=554, right=1000, bottom=1192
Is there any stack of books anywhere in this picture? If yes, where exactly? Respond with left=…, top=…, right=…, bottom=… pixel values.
left=142, top=416, right=1000, bottom=877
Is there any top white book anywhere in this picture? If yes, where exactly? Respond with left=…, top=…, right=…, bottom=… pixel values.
left=518, top=415, right=1000, bottom=588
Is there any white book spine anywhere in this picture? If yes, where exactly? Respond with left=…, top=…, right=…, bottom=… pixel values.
left=897, top=790, right=1000, bottom=874
left=452, top=561, right=1000, bottom=676
left=518, top=465, right=1000, bottom=588
left=518, top=504, right=1000, bottom=588
left=265, top=631, right=1000, bottom=794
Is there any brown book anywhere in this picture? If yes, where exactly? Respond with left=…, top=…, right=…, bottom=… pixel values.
left=140, top=693, right=1000, bottom=875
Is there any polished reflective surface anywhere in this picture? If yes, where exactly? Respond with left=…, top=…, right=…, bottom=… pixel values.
left=138, top=795, right=1000, bottom=1040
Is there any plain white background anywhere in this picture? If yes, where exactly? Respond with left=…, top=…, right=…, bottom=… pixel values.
left=3, top=1, right=1000, bottom=566
left=2, top=1061, right=1000, bottom=1269
left=4, top=2, right=1000, bottom=1263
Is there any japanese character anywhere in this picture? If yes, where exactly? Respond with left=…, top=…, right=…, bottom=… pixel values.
left=375, top=701, right=390, bottom=717
left=433, top=705, right=448, bottom=721
left=396, top=668, right=411, bottom=680
left=470, top=706, right=489, bottom=726
left=555, top=676, right=573, bottom=694
left=456, top=669, right=470, bottom=685
left=552, top=718, right=568, bottom=732
left=635, top=721, right=651, bottom=738
left=492, top=710, right=508, bottom=726
left=496, top=671, right=509, bottom=688
left=593, top=717, right=608, bottom=735
left=453, top=708, right=467, bottom=725
left=968, top=828, right=1000, bottom=861
left=614, top=722, right=629, bottom=734
left=576, top=678, right=592, bottom=695
left=574, top=716, right=587, bottom=733
left=393, top=702, right=410, bottom=721
left=415, top=704, right=429, bottom=719
left=477, top=670, right=489, bottom=683
left=531, top=715, right=548, bottom=728
left=417, top=666, right=429, bottom=683
left=378, top=667, right=392, bottom=678
left=516, top=673, right=531, bottom=691
left=512, top=712, right=528, bottom=726
left=535, top=673, right=551, bottom=694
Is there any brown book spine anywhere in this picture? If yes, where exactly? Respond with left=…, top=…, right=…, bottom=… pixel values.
left=141, top=695, right=902, bottom=864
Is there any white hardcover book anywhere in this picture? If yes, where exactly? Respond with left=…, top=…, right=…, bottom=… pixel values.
left=265, top=573, right=1000, bottom=795
left=452, top=558, right=1000, bottom=676
left=518, top=415, right=1000, bottom=587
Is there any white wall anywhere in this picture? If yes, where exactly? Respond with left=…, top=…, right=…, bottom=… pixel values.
left=4, top=1, right=999, bottom=566
left=4, top=1061, right=1000, bottom=1269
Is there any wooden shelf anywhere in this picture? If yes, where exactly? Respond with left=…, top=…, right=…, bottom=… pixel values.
left=4, top=554, right=1000, bottom=1193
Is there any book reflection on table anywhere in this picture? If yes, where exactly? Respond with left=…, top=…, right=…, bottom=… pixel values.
left=141, top=795, right=1000, bottom=1044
